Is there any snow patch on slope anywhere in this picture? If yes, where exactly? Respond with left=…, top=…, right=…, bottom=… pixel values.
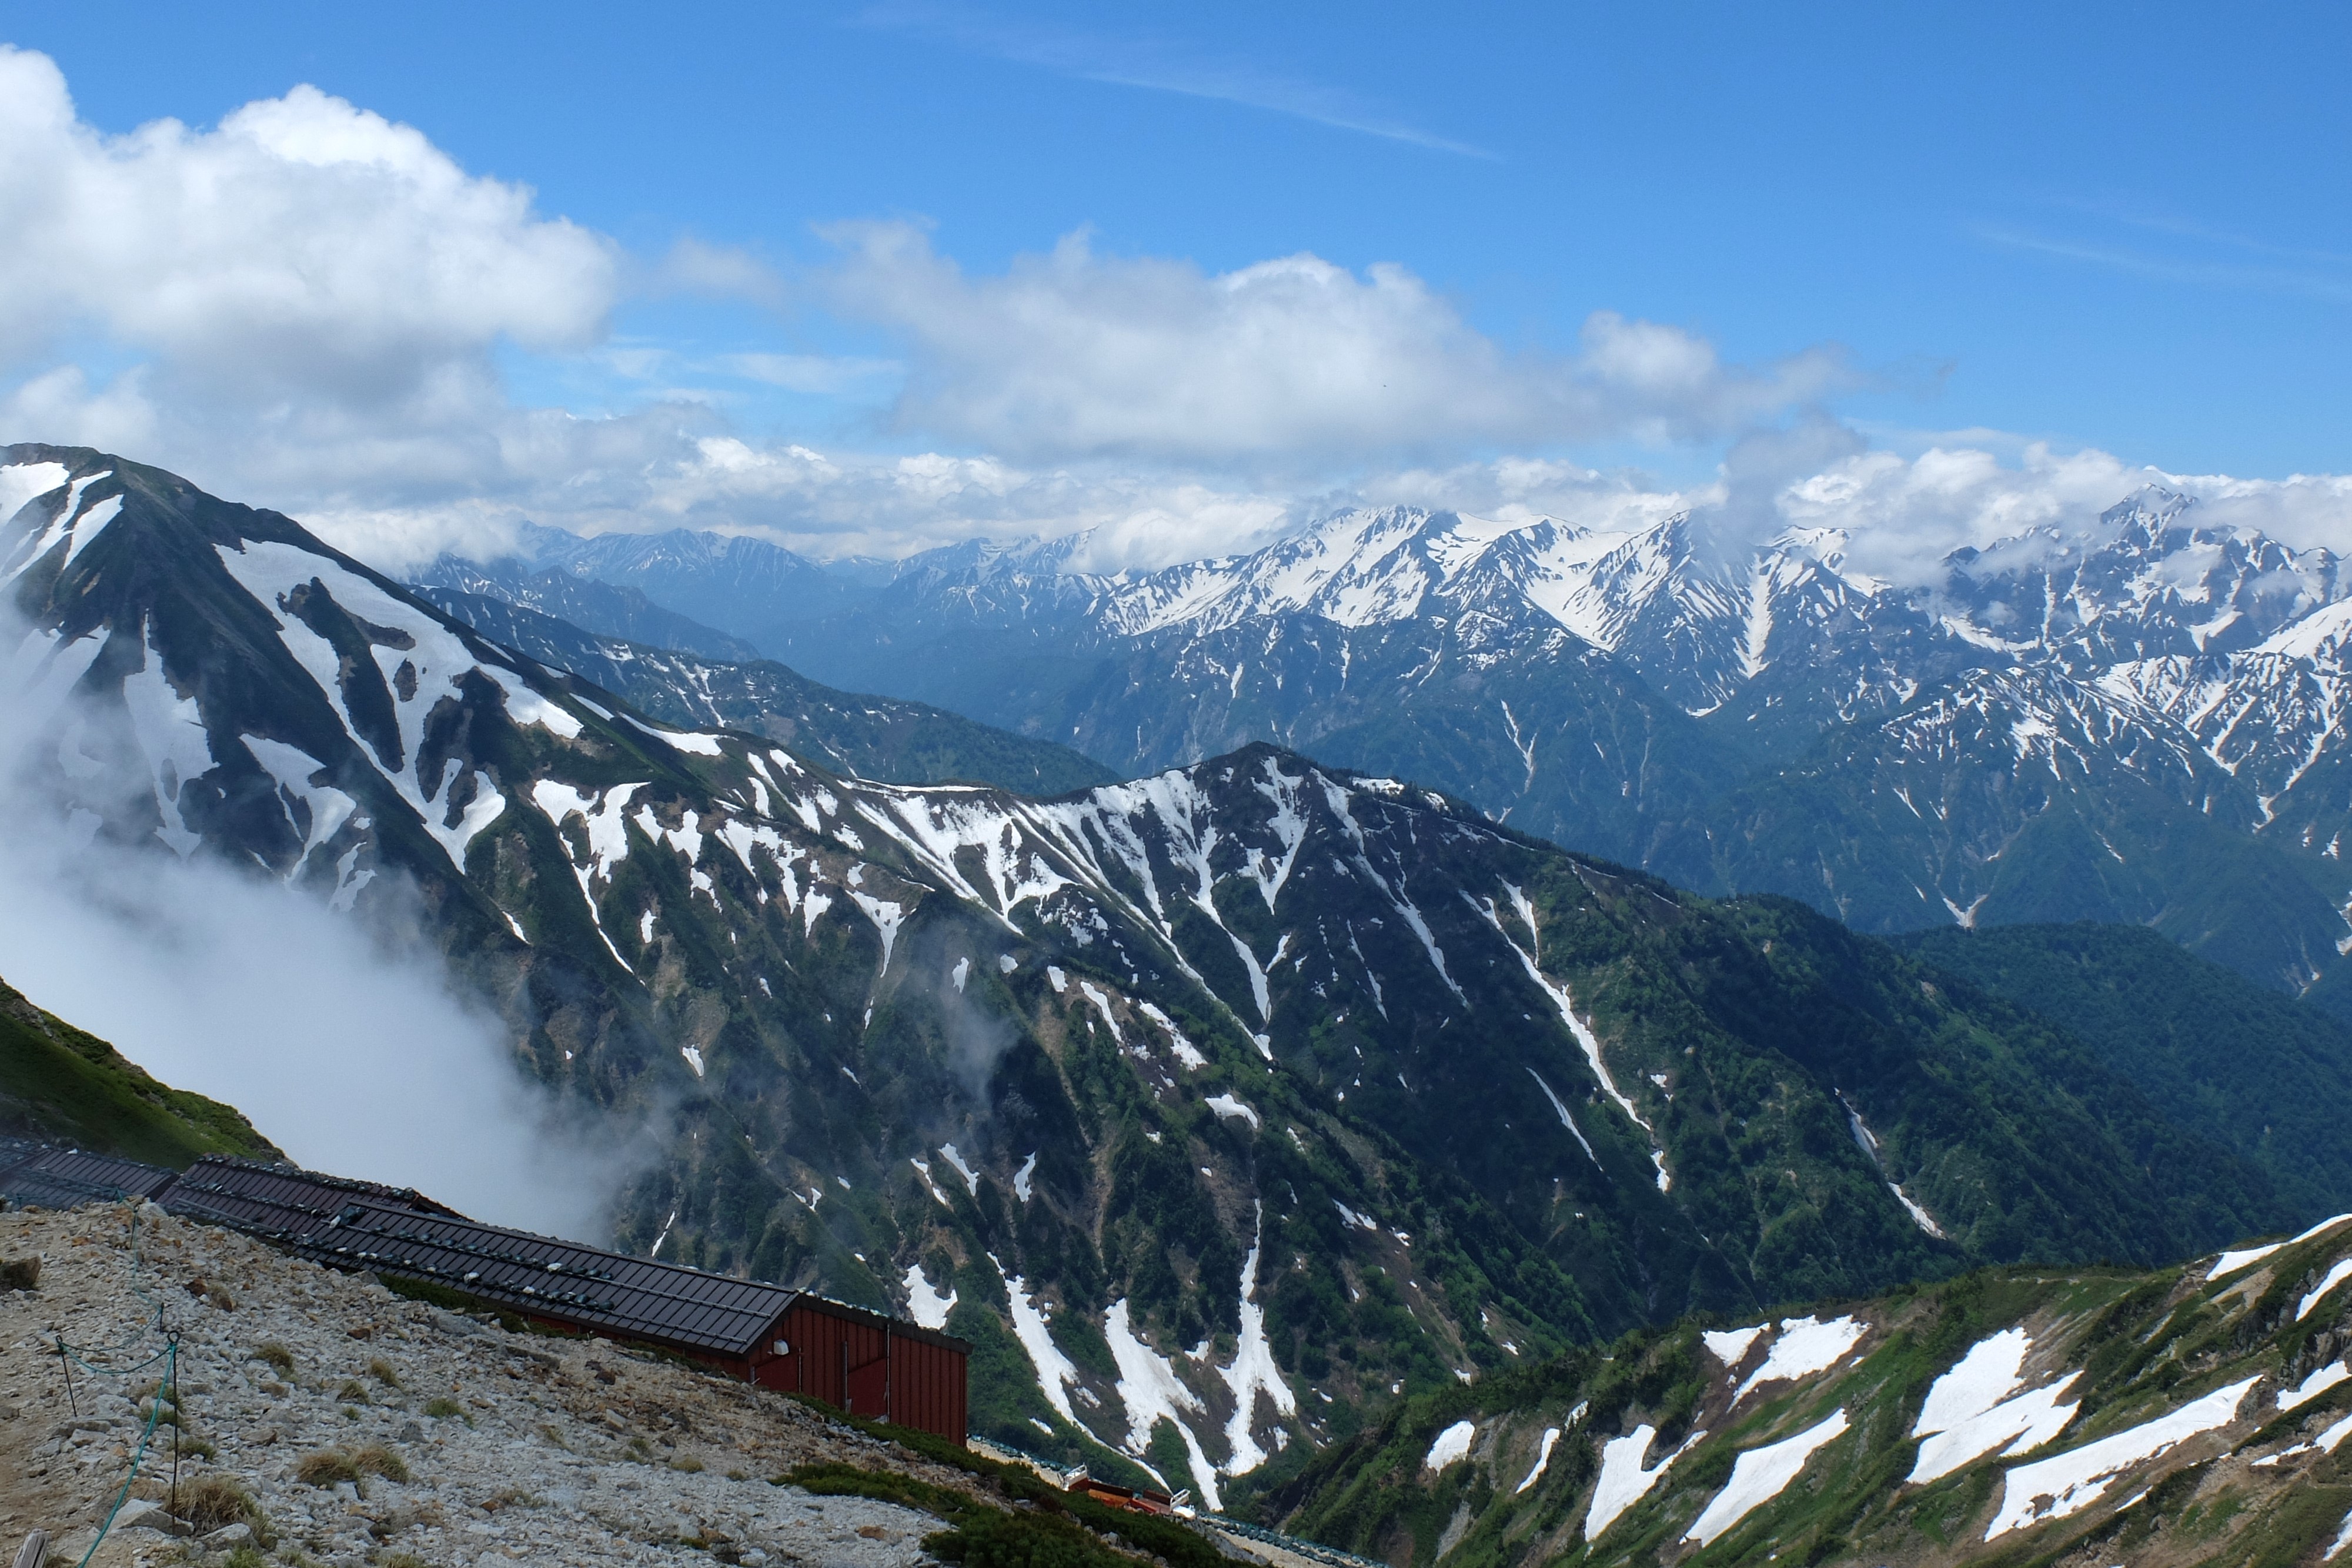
left=1102, top=1299, right=1221, bottom=1512
left=902, top=1264, right=957, bottom=1330
left=1909, top=1328, right=2079, bottom=1484
left=1733, top=1316, right=1866, bottom=1403
left=1683, top=1408, right=1850, bottom=1546
left=1984, top=1376, right=2260, bottom=1539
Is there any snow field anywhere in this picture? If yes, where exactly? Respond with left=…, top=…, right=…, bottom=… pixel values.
left=1907, top=1326, right=2079, bottom=1484
left=2280, top=1362, right=2352, bottom=1410
left=901, top=1264, right=957, bottom=1330
left=1702, top=1326, right=1766, bottom=1367
left=1526, top=1068, right=1599, bottom=1167
left=1514, top=1427, right=1561, bottom=1494
left=2210, top=1212, right=2352, bottom=1281
left=1102, top=1299, right=1220, bottom=1510
left=1983, top=1376, right=2260, bottom=1539
left=936, top=1143, right=980, bottom=1195
left=1207, top=1093, right=1260, bottom=1128
left=1424, top=1420, right=1476, bottom=1472
left=1682, top=1407, right=1850, bottom=1546
left=2300, top=1256, right=2352, bottom=1320
left=1474, top=885, right=1668, bottom=1188
left=1732, top=1315, right=1867, bottom=1403
left=1583, top=1423, right=1699, bottom=1542
left=990, top=1253, right=1083, bottom=1425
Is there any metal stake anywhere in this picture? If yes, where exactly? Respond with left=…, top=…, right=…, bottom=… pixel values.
left=167, top=1334, right=181, bottom=1521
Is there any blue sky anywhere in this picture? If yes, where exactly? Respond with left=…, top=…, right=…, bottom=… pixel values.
left=0, top=1, right=2346, bottom=563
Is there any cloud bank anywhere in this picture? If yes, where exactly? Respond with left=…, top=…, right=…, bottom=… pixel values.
left=820, top=222, right=1857, bottom=463
left=0, top=43, right=2345, bottom=584
left=0, top=602, right=643, bottom=1239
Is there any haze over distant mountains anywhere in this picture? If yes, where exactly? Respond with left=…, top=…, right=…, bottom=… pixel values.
left=427, top=489, right=2352, bottom=1007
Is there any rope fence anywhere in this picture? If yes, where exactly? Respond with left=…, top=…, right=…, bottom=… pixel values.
left=18, top=1203, right=187, bottom=1568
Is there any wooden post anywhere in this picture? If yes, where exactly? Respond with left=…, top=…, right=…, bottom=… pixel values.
left=14, top=1528, right=49, bottom=1568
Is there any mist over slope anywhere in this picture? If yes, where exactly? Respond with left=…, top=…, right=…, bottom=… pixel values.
left=4, top=444, right=2342, bottom=1504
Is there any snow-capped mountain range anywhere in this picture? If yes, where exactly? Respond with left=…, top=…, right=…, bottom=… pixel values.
left=627, top=489, right=2352, bottom=1001
left=6, top=444, right=2310, bottom=1496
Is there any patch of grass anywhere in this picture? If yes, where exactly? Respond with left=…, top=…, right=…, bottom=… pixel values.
left=295, top=1450, right=362, bottom=1487
left=423, top=1396, right=467, bottom=1422
left=923, top=1506, right=1128, bottom=1568
left=175, top=1473, right=269, bottom=1542
left=778, top=1461, right=1215, bottom=1568
left=293, top=1444, right=407, bottom=1489
left=252, top=1342, right=295, bottom=1375
left=336, top=1379, right=369, bottom=1404
left=365, top=1357, right=400, bottom=1389
left=0, top=982, right=277, bottom=1164
left=349, top=1443, right=410, bottom=1483
left=671, top=1454, right=705, bottom=1473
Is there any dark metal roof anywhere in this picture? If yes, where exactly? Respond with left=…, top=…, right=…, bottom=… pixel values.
left=0, top=1147, right=178, bottom=1209
left=307, top=1198, right=800, bottom=1360
left=158, top=1155, right=460, bottom=1239
left=152, top=1155, right=967, bottom=1362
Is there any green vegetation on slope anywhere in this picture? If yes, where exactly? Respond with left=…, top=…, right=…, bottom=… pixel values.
left=1893, top=921, right=2352, bottom=1225
left=0, top=975, right=279, bottom=1166
left=1243, top=1216, right=2352, bottom=1567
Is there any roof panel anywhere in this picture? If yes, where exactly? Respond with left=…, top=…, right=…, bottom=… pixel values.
left=0, top=1147, right=177, bottom=1208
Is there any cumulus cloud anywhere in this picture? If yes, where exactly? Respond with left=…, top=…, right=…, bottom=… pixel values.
left=0, top=46, right=615, bottom=396
left=820, top=222, right=1859, bottom=463
left=1776, top=441, right=2352, bottom=585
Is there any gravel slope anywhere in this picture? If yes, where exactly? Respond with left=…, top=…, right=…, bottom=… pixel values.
left=0, top=1202, right=987, bottom=1567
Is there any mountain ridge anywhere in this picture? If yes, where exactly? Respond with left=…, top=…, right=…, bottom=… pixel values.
left=5, top=443, right=2341, bottom=1508
left=492, top=490, right=2352, bottom=999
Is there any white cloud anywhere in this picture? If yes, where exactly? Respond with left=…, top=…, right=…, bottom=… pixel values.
left=1777, top=442, right=2352, bottom=584
left=0, top=48, right=616, bottom=397
left=0, top=606, right=644, bottom=1238
left=819, top=222, right=1859, bottom=464
left=0, top=44, right=2344, bottom=589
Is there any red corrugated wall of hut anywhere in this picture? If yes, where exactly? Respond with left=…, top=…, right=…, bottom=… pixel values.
left=753, top=1299, right=967, bottom=1443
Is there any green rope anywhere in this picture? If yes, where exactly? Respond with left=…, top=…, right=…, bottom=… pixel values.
left=60, top=1336, right=172, bottom=1378
left=72, top=1336, right=173, bottom=1568
left=47, top=1203, right=188, bottom=1566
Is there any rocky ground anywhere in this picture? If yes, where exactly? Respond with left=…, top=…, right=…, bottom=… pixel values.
left=0, top=1202, right=997, bottom=1567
